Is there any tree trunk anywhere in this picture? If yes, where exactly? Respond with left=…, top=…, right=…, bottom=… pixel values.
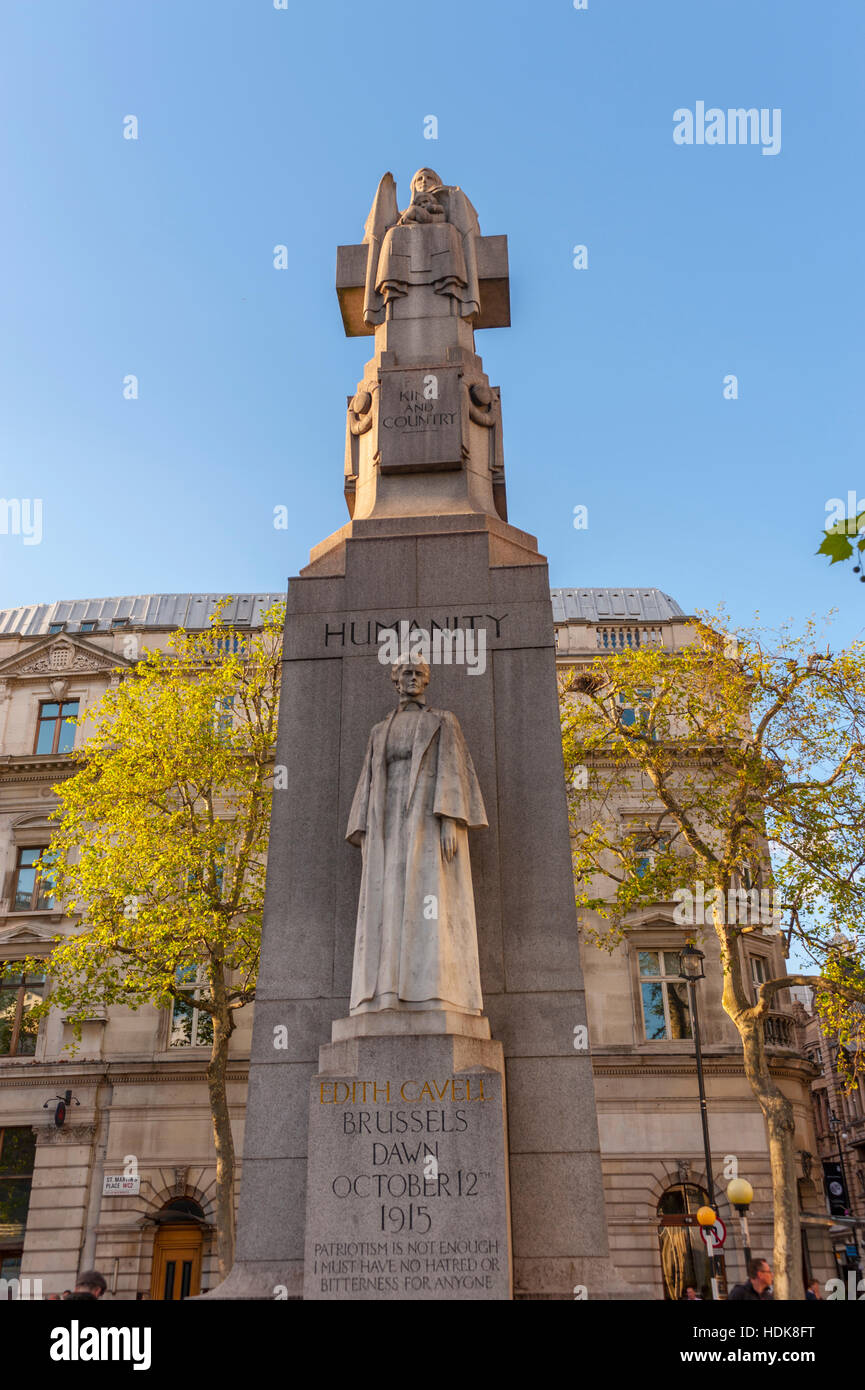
left=715, top=916, right=806, bottom=1300
left=734, top=1018, right=804, bottom=1299
left=206, top=1000, right=237, bottom=1281
left=723, top=1006, right=801, bottom=1295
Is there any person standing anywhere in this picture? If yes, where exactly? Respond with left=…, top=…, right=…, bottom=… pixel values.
left=729, top=1258, right=773, bottom=1300
left=63, top=1270, right=107, bottom=1301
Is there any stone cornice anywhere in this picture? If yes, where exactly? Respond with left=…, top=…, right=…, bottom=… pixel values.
left=0, top=753, right=76, bottom=784
left=593, top=1059, right=811, bottom=1082
left=0, top=1062, right=249, bottom=1087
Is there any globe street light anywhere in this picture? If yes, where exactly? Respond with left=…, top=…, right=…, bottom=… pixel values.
left=726, top=1176, right=754, bottom=1270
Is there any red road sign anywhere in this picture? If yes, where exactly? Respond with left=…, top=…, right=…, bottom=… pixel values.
left=700, top=1217, right=727, bottom=1249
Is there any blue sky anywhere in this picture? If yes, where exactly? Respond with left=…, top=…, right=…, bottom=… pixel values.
left=1, top=0, right=863, bottom=646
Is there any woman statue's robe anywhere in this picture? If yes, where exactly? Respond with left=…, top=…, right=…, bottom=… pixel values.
left=346, top=703, right=487, bottom=1015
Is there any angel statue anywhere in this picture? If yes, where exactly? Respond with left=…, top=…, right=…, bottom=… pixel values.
left=361, top=168, right=482, bottom=327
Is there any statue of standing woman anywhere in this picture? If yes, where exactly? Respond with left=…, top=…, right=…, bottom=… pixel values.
left=346, top=659, right=487, bottom=1016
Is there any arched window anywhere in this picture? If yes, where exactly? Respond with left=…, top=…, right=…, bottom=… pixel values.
left=657, top=1182, right=712, bottom=1301
left=162, top=1197, right=204, bottom=1220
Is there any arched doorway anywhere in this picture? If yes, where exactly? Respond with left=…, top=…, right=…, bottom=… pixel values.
left=149, top=1198, right=205, bottom=1301
left=658, top=1182, right=712, bottom=1301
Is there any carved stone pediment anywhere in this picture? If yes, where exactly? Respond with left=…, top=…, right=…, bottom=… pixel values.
left=0, top=635, right=132, bottom=682
left=0, top=920, right=61, bottom=945
left=624, top=906, right=682, bottom=929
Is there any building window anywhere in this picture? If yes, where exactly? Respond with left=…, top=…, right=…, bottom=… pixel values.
left=47, top=623, right=65, bottom=635
left=0, top=1128, right=36, bottom=1240
left=750, top=953, right=770, bottom=1003
left=169, top=967, right=214, bottom=1048
left=816, top=1090, right=833, bottom=1137
left=638, top=950, right=692, bottom=1040
left=632, top=829, right=671, bottom=878
left=34, top=700, right=79, bottom=755
left=12, top=848, right=53, bottom=912
left=619, top=691, right=656, bottom=738
left=79, top=621, right=97, bottom=634
left=111, top=617, right=129, bottom=628
left=214, top=697, right=234, bottom=733
left=807, top=1048, right=824, bottom=1075
left=0, top=966, right=46, bottom=1055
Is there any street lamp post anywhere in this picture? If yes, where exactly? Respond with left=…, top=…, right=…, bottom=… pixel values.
left=828, top=1110, right=860, bottom=1270
left=679, top=942, right=723, bottom=1299
left=727, top=1177, right=754, bottom=1272
left=828, top=1111, right=852, bottom=1215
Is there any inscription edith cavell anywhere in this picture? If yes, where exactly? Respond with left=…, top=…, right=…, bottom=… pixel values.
left=303, top=1068, right=510, bottom=1301
left=379, top=368, right=461, bottom=472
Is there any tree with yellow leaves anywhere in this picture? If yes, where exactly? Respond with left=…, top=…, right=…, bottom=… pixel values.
left=26, top=600, right=284, bottom=1280
left=560, top=613, right=865, bottom=1300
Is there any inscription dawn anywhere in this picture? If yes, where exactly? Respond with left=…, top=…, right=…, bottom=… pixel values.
left=304, top=1068, right=509, bottom=1300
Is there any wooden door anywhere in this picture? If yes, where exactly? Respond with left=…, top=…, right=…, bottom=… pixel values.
left=150, top=1224, right=203, bottom=1300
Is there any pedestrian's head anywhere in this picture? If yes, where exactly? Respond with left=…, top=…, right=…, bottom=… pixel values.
left=684, top=1285, right=699, bottom=1300
left=807, top=1277, right=821, bottom=1296
left=747, top=1258, right=772, bottom=1290
left=76, top=1270, right=107, bottom=1298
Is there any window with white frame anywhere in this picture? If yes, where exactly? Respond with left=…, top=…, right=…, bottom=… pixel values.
left=749, top=953, right=770, bottom=1003
left=632, top=829, right=671, bottom=878
left=638, top=949, right=692, bottom=1040
left=169, top=966, right=214, bottom=1048
left=0, top=965, right=46, bottom=1056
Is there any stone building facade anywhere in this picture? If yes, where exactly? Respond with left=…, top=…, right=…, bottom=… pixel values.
left=0, top=595, right=281, bottom=1299
left=0, top=589, right=835, bottom=1298
left=553, top=587, right=836, bottom=1297
left=791, top=986, right=865, bottom=1279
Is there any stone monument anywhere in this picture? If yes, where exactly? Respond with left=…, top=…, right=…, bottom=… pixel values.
left=216, top=169, right=640, bottom=1300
